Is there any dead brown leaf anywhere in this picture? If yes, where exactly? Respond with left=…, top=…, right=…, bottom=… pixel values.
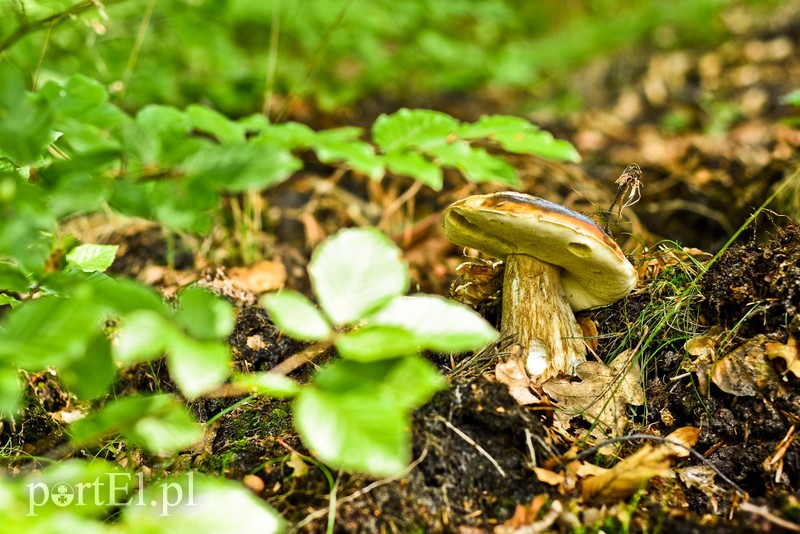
left=581, top=444, right=671, bottom=501
left=532, top=467, right=563, bottom=486
left=286, top=451, right=310, bottom=478
left=682, top=327, right=726, bottom=394
left=581, top=427, right=699, bottom=502
left=577, top=316, right=599, bottom=353
left=227, top=260, right=287, bottom=294
left=765, top=335, right=800, bottom=377
left=664, top=426, right=701, bottom=458
left=711, top=335, right=781, bottom=396
left=495, top=357, right=540, bottom=406
left=500, top=495, right=548, bottom=531
left=542, top=349, right=644, bottom=438
left=494, top=497, right=562, bottom=534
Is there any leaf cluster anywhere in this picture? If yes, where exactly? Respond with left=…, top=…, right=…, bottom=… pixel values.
left=262, top=228, right=498, bottom=476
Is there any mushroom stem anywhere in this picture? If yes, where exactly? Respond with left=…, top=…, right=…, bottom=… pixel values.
left=501, top=253, right=587, bottom=382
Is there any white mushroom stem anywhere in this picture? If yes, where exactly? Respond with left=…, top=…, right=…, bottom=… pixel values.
left=501, top=253, right=587, bottom=382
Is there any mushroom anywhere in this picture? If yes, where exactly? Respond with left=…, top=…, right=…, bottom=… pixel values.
left=443, top=192, right=637, bottom=382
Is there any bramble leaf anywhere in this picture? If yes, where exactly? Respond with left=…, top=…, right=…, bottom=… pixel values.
left=262, top=290, right=332, bottom=341
left=309, top=228, right=408, bottom=325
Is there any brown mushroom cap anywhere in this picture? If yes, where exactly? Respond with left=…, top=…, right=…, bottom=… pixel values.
left=443, top=192, right=637, bottom=311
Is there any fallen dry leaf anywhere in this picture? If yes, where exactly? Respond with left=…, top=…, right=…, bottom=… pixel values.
left=577, top=315, right=599, bottom=353
left=495, top=357, right=540, bottom=405
left=581, top=445, right=669, bottom=501
left=765, top=335, right=800, bottom=377
left=286, top=451, right=310, bottom=478
left=685, top=332, right=718, bottom=361
left=532, top=467, right=564, bottom=486
left=711, top=335, right=781, bottom=396
left=664, top=426, right=701, bottom=458
left=499, top=495, right=548, bottom=531
left=581, top=427, right=699, bottom=502
left=682, top=327, right=725, bottom=394
left=542, top=349, right=644, bottom=438
left=494, top=498, right=562, bottom=534
left=246, top=334, right=268, bottom=351
left=228, top=260, right=287, bottom=294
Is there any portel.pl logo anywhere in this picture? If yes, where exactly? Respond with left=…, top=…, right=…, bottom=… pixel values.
left=26, top=472, right=195, bottom=517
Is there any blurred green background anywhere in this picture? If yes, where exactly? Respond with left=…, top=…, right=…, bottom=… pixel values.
left=1, top=0, right=783, bottom=117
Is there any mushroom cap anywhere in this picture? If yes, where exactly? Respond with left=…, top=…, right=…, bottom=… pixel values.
left=443, top=192, right=637, bottom=311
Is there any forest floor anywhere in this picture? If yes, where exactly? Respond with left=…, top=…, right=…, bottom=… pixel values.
left=10, top=2, right=800, bottom=533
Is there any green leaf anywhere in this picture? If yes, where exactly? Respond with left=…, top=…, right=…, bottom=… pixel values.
left=309, top=228, right=409, bottom=325
left=166, top=336, right=231, bottom=398
left=186, top=104, right=245, bottom=144
left=151, top=178, right=218, bottom=233
left=59, top=334, right=115, bottom=399
left=232, top=372, right=300, bottom=398
left=0, top=174, right=55, bottom=272
left=114, top=310, right=176, bottom=365
left=175, top=287, right=235, bottom=341
left=121, top=475, right=284, bottom=533
left=261, top=290, right=332, bottom=341
left=181, top=143, right=301, bottom=192
left=781, top=89, right=800, bottom=106
left=92, top=278, right=167, bottom=315
left=295, top=357, right=443, bottom=476
left=334, top=325, right=419, bottom=361
left=383, top=150, right=442, bottom=190
left=0, top=63, right=53, bottom=165
left=372, top=108, right=459, bottom=152
left=0, top=263, right=31, bottom=293
left=70, top=394, right=201, bottom=453
left=0, top=296, right=106, bottom=368
left=427, top=141, right=519, bottom=186
left=252, top=121, right=316, bottom=148
left=294, top=387, right=409, bottom=476
left=0, top=370, right=20, bottom=414
left=309, top=128, right=384, bottom=180
left=371, top=295, right=498, bottom=353
left=0, top=294, right=20, bottom=308
left=136, top=105, right=192, bottom=138
left=460, top=116, right=581, bottom=162
left=313, top=357, right=444, bottom=410
left=65, top=244, right=119, bottom=272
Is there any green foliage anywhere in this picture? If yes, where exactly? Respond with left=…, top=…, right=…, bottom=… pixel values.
left=1, top=0, right=766, bottom=113
left=262, top=228, right=497, bottom=475
left=121, top=474, right=285, bottom=533
left=783, top=89, right=800, bottom=106
left=70, top=394, right=202, bottom=453
left=373, top=109, right=579, bottom=189
left=294, top=357, right=443, bottom=476
left=0, top=461, right=284, bottom=533
left=65, top=244, right=119, bottom=272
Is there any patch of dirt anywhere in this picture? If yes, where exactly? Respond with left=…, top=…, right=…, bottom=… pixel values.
left=108, top=224, right=195, bottom=277
left=702, top=223, right=800, bottom=337
left=228, top=306, right=311, bottom=376
left=291, top=377, right=550, bottom=532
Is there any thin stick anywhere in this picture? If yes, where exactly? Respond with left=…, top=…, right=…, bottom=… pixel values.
left=0, top=0, right=127, bottom=54
left=434, top=416, right=506, bottom=477
left=267, top=341, right=331, bottom=376
left=739, top=502, right=800, bottom=532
